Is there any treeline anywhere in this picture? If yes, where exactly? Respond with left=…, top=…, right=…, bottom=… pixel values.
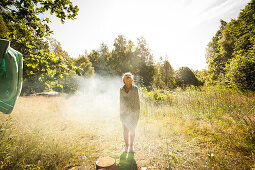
left=24, top=35, right=203, bottom=93
left=0, top=0, right=79, bottom=94
left=0, top=0, right=201, bottom=94
left=205, top=0, right=255, bottom=91
left=1, top=0, right=254, bottom=94
left=75, top=35, right=202, bottom=88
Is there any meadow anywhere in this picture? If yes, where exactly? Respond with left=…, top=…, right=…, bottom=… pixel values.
left=0, top=87, right=254, bottom=169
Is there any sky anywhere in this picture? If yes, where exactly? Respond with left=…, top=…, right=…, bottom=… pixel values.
left=46, top=0, right=250, bottom=70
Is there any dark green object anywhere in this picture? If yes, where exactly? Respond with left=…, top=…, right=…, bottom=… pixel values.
left=116, top=152, right=137, bottom=170
left=0, top=39, right=23, bottom=114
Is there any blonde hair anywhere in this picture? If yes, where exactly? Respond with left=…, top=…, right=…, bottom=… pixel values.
left=122, top=72, right=134, bottom=82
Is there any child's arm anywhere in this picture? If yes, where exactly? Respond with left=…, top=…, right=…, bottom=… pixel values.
left=120, top=89, right=124, bottom=116
left=134, top=87, right=140, bottom=113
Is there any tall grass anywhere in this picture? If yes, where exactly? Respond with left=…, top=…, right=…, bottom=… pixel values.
left=141, top=86, right=255, bottom=169
left=0, top=117, right=76, bottom=169
left=0, top=88, right=254, bottom=169
left=0, top=97, right=97, bottom=169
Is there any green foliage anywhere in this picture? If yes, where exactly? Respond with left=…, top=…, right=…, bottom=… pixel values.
left=1, top=0, right=79, bottom=94
left=206, top=20, right=227, bottom=81
left=225, top=53, right=255, bottom=91
left=21, top=50, right=73, bottom=94
left=87, top=47, right=107, bottom=75
left=136, top=37, right=155, bottom=86
left=75, top=55, right=94, bottom=77
left=0, top=117, right=78, bottom=169
left=109, top=35, right=147, bottom=77
left=20, top=37, right=83, bottom=94
left=206, top=0, right=255, bottom=91
left=108, top=35, right=127, bottom=74
left=0, top=14, right=7, bottom=37
left=86, top=35, right=155, bottom=86
left=141, top=87, right=255, bottom=169
left=152, top=63, right=165, bottom=89
left=38, top=69, right=64, bottom=91
left=152, top=58, right=175, bottom=89
left=58, top=73, right=79, bottom=94
left=141, top=87, right=172, bottom=104
left=161, top=59, right=175, bottom=88
left=175, top=67, right=202, bottom=87
left=193, top=69, right=208, bottom=85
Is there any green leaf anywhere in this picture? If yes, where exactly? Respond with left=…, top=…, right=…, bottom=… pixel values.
left=27, top=44, right=33, bottom=49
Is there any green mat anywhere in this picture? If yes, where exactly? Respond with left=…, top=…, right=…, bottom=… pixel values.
left=116, top=152, right=137, bottom=170
left=0, top=39, right=23, bottom=114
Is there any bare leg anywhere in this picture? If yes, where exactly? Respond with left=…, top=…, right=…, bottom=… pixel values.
left=123, top=125, right=129, bottom=152
left=129, top=132, right=135, bottom=152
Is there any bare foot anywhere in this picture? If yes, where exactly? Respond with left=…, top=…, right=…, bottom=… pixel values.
left=129, top=145, right=135, bottom=153
left=123, top=146, right=129, bottom=152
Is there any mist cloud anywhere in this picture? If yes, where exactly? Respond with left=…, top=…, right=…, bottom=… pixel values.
left=60, top=75, right=123, bottom=122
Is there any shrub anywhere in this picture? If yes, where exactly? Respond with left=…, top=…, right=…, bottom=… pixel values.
left=225, top=54, right=255, bottom=91
left=175, top=67, right=202, bottom=87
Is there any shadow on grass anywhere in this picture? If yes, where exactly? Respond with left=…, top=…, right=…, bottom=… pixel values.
left=116, top=152, right=138, bottom=170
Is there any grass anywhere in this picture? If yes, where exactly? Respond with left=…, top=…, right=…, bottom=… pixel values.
left=0, top=87, right=254, bottom=169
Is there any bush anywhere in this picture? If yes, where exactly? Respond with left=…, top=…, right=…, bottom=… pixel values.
left=225, top=54, right=255, bottom=91
left=140, top=87, right=172, bottom=104
left=175, top=67, right=202, bottom=87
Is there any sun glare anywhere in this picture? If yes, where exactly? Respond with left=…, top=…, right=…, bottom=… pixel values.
left=47, top=0, right=250, bottom=70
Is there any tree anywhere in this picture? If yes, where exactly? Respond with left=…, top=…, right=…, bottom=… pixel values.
left=233, top=0, right=255, bottom=56
left=110, top=35, right=128, bottom=74
left=84, top=35, right=156, bottom=86
left=96, top=43, right=112, bottom=75
left=0, top=13, right=7, bottom=37
left=175, top=67, right=202, bottom=87
left=75, top=55, right=94, bottom=77
left=205, top=0, right=255, bottom=91
left=206, top=20, right=227, bottom=81
left=225, top=53, right=255, bottom=91
left=47, top=37, right=75, bottom=71
left=108, top=35, right=155, bottom=86
left=1, top=0, right=79, bottom=93
left=160, top=57, right=175, bottom=89
left=47, top=37, right=70, bottom=59
left=1, top=0, right=78, bottom=54
left=136, top=37, right=155, bottom=86
left=0, top=0, right=78, bottom=38
left=193, top=69, right=208, bottom=86
left=152, top=62, right=165, bottom=89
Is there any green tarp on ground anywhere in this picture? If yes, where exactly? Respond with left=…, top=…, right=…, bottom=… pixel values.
left=0, top=39, right=23, bottom=114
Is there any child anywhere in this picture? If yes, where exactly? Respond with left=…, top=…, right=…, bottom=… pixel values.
left=120, top=72, right=140, bottom=153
